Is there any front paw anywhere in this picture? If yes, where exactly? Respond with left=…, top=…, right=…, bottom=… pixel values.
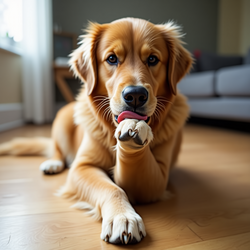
left=115, top=119, right=153, bottom=146
left=101, top=210, right=146, bottom=244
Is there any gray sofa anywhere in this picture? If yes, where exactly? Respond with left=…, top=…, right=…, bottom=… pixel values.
left=178, top=51, right=250, bottom=122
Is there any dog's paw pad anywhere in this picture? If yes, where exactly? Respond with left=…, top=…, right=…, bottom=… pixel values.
left=40, top=160, right=64, bottom=174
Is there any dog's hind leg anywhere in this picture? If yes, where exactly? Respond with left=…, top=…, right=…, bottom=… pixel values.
left=40, top=102, right=80, bottom=175
left=40, top=142, right=65, bottom=174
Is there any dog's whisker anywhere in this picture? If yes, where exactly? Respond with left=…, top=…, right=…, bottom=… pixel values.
left=92, top=97, right=109, bottom=100
left=94, top=101, right=110, bottom=116
left=94, top=97, right=110, bottom=103
left=96, top=102, right=107, bottom=111
left=102, top=106, right=112, bottom=121
left=96, top=102, right=110, bottom=117
left=156, top=101, right=166, bottom=109
left=96, top=100, right=110, bottom=109
left=105, top=110, right=112, bottom=122
left=156, top=105, right=164, bottom=118
left=95, top=98, right=110, bottom=108
left=92, top=99, right=109, bottom=104
left=93, top=95, right=110, bottom=100
left=156, top=95, right=169, bottom=99
left=156, top=102, right=167, bottom=109
left=158, top=100, right=173, bottom=105
left=156, top=108, right=161, bottom=117
left=157, top=104, right=167, bottom=112
left=153, top=107, right=161, bottom=122
left=157, top=99, right=172, bottom=104
left=156, top=97, right=173, bottom=105
left=107, top=109, right=113, bottom=121
left=102, top=107, right=110, bottom=120
left=92, top=96, right=110, bottom=106
left=96, top=108, right=107, bottom=118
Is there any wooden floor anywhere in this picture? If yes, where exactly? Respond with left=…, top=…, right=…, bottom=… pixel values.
left=0, top=124, right=250, bottom=250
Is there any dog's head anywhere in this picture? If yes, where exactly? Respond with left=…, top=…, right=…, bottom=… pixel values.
left=70, top=18, right=192, bottom=127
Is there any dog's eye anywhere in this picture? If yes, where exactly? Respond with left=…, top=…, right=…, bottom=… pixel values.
left=147, top=55, right=159, bottom=66
left=107, top=55, right=118, bottom=65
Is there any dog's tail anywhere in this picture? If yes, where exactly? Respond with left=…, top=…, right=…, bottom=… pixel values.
left=0, top=137, right=53, bottom=157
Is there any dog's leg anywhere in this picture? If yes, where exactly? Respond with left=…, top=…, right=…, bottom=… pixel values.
left=57, top=134, right=146, bottom=244
left=40, top=102, right=80, bottom=174
left=40, top=142, right=65, bottom=174
left=114, top=119, right=179, bottom=204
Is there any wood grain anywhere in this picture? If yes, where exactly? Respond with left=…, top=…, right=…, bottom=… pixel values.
left=166, top=232, right=250, bottom=250
left=0, top=124, right=249, bottom=249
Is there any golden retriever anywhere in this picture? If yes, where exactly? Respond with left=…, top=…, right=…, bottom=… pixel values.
left=0, top=18, right=192, bottom=244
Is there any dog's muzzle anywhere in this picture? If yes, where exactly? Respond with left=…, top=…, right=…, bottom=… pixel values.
left=114, top=86, right=151, bottom=124
left=122, top=86, right=148, bottom=109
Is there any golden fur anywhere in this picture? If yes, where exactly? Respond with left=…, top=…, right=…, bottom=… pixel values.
left=0, top=18, right=192, bottom=244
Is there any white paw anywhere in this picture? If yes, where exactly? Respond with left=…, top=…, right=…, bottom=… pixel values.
left=115, top=119, right=153, bottom=147
left=40, top=160, right=64, bottom=174
left=101, top=211, right=146, bottom=244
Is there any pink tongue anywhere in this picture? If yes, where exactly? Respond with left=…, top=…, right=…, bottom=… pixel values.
left=117, top=111, right=148, bottom=123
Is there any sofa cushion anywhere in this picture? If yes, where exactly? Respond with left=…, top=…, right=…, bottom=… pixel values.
left=188, top=97, right=250, bottom=122
left=178, top=71, right=215, bottom=97
left=216, top=65, right=250, bottom=97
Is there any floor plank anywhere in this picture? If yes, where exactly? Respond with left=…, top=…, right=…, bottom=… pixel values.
left=166, top=232, right=250, bottom=250
left=0, top=124, right=250, bottom=249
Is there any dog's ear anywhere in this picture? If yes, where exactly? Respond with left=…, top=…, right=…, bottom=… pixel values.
left=157, top=22, right=193, bottom=95
left=69, top=22, right=104, bottom=96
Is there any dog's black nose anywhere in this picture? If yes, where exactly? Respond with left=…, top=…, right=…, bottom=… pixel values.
left=122, top=86, right=148, bottom=109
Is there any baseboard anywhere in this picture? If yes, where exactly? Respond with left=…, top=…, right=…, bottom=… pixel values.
left=0, top=103, right=24, bottom=132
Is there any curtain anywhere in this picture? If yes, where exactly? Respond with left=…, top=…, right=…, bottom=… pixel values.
left=22, top=0, right=53, bottom=124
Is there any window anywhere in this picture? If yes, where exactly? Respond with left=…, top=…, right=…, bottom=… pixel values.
left=0, top=0, right=23, bottom=54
